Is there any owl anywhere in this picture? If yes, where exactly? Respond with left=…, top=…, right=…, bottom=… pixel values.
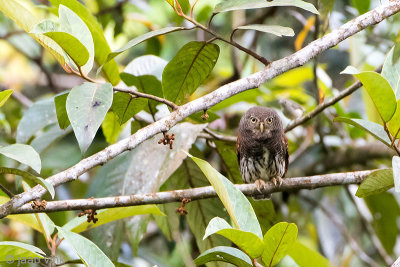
left=236, top=107, right=289, bottom=199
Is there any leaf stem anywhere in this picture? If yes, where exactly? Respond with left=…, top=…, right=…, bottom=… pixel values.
left=114, top=87, right=179, bottom=111
left=383, top=122, right=400, bottom=156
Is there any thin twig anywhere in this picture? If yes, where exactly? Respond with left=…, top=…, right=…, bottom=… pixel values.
left=0, top=183, right=14, bottom=198
left=114, top=87, right=179, bottom=110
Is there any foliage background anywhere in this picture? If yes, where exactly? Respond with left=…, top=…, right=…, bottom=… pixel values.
left=0, top=0, right=399, bottom=266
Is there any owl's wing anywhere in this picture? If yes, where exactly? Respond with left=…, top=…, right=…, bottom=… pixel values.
left=283, top=134, right=289, bottom=175
left=236, top=135, right=241, bottom=164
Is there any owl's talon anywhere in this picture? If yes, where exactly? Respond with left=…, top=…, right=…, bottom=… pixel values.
left=254, top=179, right=267, bottom=193
left=271, top=177, right=283, bottom=187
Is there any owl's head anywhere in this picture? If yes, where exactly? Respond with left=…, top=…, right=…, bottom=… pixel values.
left=238, top=107, right=283, bottom=140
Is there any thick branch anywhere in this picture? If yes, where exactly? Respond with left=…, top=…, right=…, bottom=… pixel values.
left=1, top=2, right=399, bottom=219
left=10, top=170, right=373, bottom=214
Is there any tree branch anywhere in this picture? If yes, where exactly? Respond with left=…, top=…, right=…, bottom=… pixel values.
left=10, top=170, right=373, bottom=214
left=1, top=2, right=399, bottom=219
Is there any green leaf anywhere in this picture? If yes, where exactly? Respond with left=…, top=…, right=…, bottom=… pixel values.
left=31, top=125, right=72, bottom=154
left=160, top=154, right=231, bottom=260
left=58, top=4, right=94, bottom=74
left=351, top=0, right=370, bottom=14
left=56, top=227, right=114, bottom=267
left=393, top=156, right=400, bottom=192
left=101, top=112, right=127, bottom=144
left=356, top=169, right=394, bottom=198
left=0, top=89, right=13, bottom=107
left=66, top=82, right=113, bottom=153
left=0, top=0, right=67, bottom=66
left=214, top=140, right=242, bottom=184
left=236, top=25, right=294, bottom=37
left=333, top=117, right=391, bottom=147
left=107, top=27, right=187, bottom=62
left=388, top=100, right=400, bottom=136
left=162, top=41, right=219, bottom=105
left=214, top=0, right=319, bottom=14
left=0, top=144, right=41, bottom=173
left=17, top=98, right=58, bottom=143
left=54, top=91, right=71, bottom=129
left=204, top=217, right=264, bottom=258
left=48, top=0, right=120, bottom=85
left=43, top=31, right=89, bottom=67
left=382, top=44, right=400, bottom=99
left=188, top=155, right=263, bottom=239
left=341, top=66, right=396, bottom=122
left=365, top=192, right=400, bottom=254
left=288, top=241, right=330, bottom=267
left=262, top=222, right=298, bottom=266
left=62, top=205, right=164, bottom=233
left=194, top=246, right=253, bottom=267
left=123, top=55, right=167, bottom=80
left=0, top=241, right=44, bottom=262
left=111, top=92, right=147, bottom=125
left=120, top=74, right=163, bottom=116
left=0, top=168, right=54, bottom=199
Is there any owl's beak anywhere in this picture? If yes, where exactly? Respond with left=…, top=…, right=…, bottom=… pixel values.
left=259, top=122, right=264, bottom=133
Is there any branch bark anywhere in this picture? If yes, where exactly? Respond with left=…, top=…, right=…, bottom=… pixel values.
left=1, top=2, right=399, bottom=219
left=10, top=170, right=373, bottom=214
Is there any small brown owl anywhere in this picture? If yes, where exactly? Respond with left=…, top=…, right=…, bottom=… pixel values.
left=236, top=107, right=289, bottom=199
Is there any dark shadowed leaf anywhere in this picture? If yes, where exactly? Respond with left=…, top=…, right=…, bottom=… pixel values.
left=194, top=246, right=253, bottom=267
left=189, top=155, right=263, bottom=239
left=341, top=66, right=396, bottom=122
left=107, top=27, right=187, bottom=62
left=214, top=0, right=319, bottom=14
left=237, top=25, right=294, bottom=37
left=66, top=82, right=113, bottom=153
left=356, top=169, right=393, bottom=198
left=351, top=0, right=370, bottom=14
left=364, top=192, right=400, bottom=255
left=54, top=91, right=70, bottom=129
left=262, top=222, right=297, bottom=266
left=334, top=117, right=391, bottom=147
left=120, top=74, right=163, bottom=116
left=111, top=92, right=147, bottom=125
left=288, top=241, right=330, bottom=267
left=160, top=154, right=231, bottom=260
left=162, top=41, right=219, bottom=105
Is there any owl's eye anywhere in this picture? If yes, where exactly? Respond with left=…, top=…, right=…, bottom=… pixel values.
left=266, top=117, right=273, bottom=124
left=250, top=117, right=257, bottom=123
